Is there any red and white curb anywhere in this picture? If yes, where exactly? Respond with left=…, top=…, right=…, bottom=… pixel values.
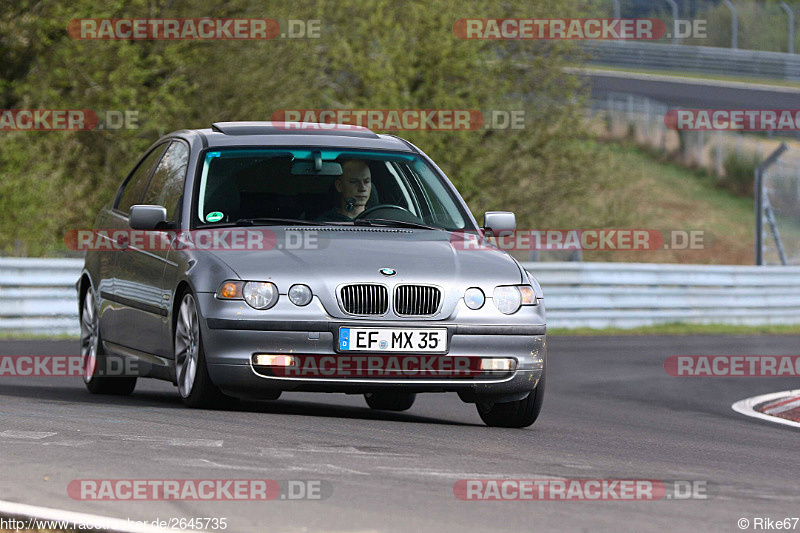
left=732, top=389, right=800, bottom=429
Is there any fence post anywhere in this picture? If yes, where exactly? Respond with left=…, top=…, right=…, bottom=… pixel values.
left=697, top=129, right=705, bottom=164
left=664, top=0, right=680, bottom=45
left=780, top=2, right=795, bottom=54
left=626, top=93, right=633, bottom=122
left=723, top=0, right=738, bottom=49
left=611, top=0, right=622, bottom=43
left=755, top=143, right=789, bottom=265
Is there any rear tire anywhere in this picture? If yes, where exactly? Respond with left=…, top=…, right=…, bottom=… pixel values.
left=80, top=287, right=137, bottom=395
left=364, top=391, right=416, bottom=411
left=174, top=291, right=235, bottom=409
left=476, top=373, right=545, bottom=428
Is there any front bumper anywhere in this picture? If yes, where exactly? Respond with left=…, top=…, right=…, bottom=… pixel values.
left=197, top=294, right=546, bottom=399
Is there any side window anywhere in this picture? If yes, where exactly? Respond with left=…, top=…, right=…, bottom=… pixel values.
left=143, top=141, right=190, bottom=222
left=116, top=144, right=169, bottom=214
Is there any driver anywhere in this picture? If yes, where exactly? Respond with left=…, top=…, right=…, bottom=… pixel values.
left=315, top=159, right=372, bottom=221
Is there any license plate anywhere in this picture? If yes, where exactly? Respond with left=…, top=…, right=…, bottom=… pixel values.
left=338, top=327, right=447, bottom=353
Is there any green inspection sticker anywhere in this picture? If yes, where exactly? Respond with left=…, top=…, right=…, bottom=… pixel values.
left=206, top=211, right=224, bottom=222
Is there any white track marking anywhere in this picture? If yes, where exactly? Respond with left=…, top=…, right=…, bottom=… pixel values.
left=262, top=444, right=415, bottom=457
left=118, top=435, right=223, bottom=447
left=374, top=467, right=562, bottom=479
left=0, top=430, right=57, bottom=439
left=732, top=390, right=800, bottom=429
left=0, top=499, right=170, bottom=533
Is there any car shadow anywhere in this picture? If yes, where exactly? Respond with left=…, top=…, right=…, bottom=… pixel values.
left=0, top=381, right=481, bottom=427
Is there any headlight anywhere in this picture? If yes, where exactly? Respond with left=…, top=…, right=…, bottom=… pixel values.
left=288, top=284, right=313, bottom=306
left=493, top=286, right=522, bottom=314
left=243, top=281, right=278, bottom=310
left=464, top=287, right=485, bottom=310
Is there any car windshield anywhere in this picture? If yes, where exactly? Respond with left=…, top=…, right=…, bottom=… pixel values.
left=195, top=149, right=469, bottom=230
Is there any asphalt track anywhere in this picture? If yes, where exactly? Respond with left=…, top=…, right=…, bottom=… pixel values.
left=0, top=336, right=798, bottom=533
left=580, top=68, right=800, bottom=110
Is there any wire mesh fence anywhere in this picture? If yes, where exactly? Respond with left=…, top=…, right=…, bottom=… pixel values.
left=589, top=92, right=800, bottom=266
left=761, top=150, right=800, bottom=265
left=601, top=0, right=800, bottom=52
left=588, top=92, right=799, bottom=170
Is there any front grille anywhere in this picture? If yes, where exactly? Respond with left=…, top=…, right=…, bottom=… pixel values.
left=340, top=284, right=389, bottom=315
left=394, top=285, right=441, bottom=316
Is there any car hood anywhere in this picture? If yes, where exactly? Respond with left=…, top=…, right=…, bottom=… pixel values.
left=207, top=227, right=523, bottom=282
left=204, top=227, right=524, bottom=300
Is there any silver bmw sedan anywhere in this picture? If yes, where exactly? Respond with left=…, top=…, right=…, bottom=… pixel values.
left=77, top=122, right=546, bottom=427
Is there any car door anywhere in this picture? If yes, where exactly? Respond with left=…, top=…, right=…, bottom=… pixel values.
left=102, top=143, right=169, bottom=346
left=114, top=140, right=190, bottom=356
left=142, top=140, right=190, bottom=358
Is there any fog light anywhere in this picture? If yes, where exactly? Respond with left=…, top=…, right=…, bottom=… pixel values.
left=253, top=354, right=296, bottom=367
left=288, top=284, right=313, bottom=306
left=480, top=358, right=516, bottom=371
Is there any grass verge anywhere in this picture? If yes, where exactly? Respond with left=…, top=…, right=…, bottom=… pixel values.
left=0, top=333, right=79, bottom=340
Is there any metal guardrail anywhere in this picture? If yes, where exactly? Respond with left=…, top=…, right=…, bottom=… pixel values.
left=524, top=262, right=800, bottom=328
left=0, top=258, right=82, bottom=335
left=584, top=41, right=800, bottom=81
left=2, top=258, right=800, bottom=335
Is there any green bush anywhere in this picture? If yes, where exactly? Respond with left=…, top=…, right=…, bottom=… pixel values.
left=0, top=0, right=640, bottom=256
left=721, top=151, right=760, bottom=197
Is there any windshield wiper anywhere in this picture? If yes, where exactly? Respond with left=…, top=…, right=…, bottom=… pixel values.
left=352, top=218, right=441, bottom=231
left=233, top=218, right=325, bottom=226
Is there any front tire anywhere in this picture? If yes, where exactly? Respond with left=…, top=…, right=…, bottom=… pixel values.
left=174, top=292, right=233, bottom=408
left=364, top=391, right=416, bottom=411
left=80, top=287, right=136, bottom=395
left=476, top=373, right=545, bottom=428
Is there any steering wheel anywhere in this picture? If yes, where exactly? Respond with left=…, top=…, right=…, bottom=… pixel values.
left=355, top=204, right=417, bottom=221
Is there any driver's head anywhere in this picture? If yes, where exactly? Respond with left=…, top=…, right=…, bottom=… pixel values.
left=335, top=160, right=372, bottom=216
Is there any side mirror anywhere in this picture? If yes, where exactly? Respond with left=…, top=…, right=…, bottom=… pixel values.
left=483, top=211, right=516, bottom=237
left=129, top=205, right=168, bottom=230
